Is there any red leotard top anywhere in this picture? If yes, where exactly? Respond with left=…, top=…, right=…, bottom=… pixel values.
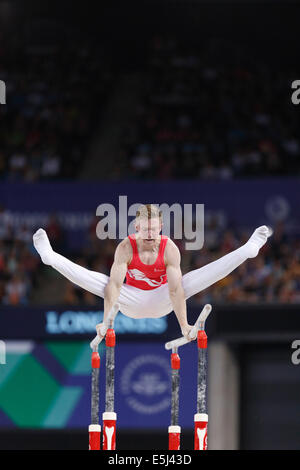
left=125, top=234, right=168, bottom=290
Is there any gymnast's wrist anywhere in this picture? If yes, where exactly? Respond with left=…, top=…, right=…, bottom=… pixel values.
left=180, top=322, right=189, bottom=334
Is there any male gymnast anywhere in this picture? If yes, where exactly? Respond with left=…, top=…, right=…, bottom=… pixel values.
left=33, top=204, right=272, bottom=341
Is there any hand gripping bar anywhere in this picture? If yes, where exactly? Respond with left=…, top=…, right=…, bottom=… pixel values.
left=90, top=303, right=120, bottom=351
left=165, top=304, right=212, bottom=350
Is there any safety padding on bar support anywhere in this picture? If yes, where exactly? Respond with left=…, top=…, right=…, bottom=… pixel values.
left=106, top=328, right=116, bottom=347
left=197, top=330, right=207, bottom=349
left=171, top=353, right=180, bottom=369
left=168, top=425, right=181, bottom=433
left=168, top=425, right=181, bottom=450
left=89, top=424, right=101, bottom=431
left=89, top=424, right=101, bottom=450
left=194, top=413, right=208, bottom=451
left=103, top=412, right=117, bottom=450
left=91, top=351, right=100, bottom=368
left=194, top=413, right=208, bottom=422
left=103, top=412, right=117, bottom=420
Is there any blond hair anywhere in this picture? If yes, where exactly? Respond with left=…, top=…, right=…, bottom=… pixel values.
left=136, top=204, right=162, bottom=222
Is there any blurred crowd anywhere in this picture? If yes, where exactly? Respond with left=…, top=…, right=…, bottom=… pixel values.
left=0, top=204, right=298, bottom=306
left=0, top=204, right=37, bottom=305
left=0, top=30, right=299, bottom=306
left=189, top=221, right=300, bottom=306
left=0, top=205, right=68, bottom=305
left=115, top=35, right=300, bottom=180
left=1, top=30, right=299, bottom=183
left=0, top=31, right=114, bottom=181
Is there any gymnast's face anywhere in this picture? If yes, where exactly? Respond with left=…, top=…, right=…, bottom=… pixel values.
left=135, top=217, right=162, bottom=246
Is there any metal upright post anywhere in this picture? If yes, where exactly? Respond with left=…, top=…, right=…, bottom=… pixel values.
left=194, top=328, right=208, bottom=450
left=168, top=347, right=181, bottom=450
left=165, top=304, right=212, bottom=451
left=89, top=345, right=101, bottom=450
left=89, top=303, right=119, bottom=451
left=102, top=320, right=117, bottom=450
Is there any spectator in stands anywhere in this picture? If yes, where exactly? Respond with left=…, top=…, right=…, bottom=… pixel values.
left=4, top=272, right=29, bottom=305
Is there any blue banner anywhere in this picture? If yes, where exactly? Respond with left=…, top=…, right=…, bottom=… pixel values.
left=0, top=305, right=169, bottom=340
left=1, top=180, right=299, bottom=220
left=1, top=304, right=300, bottom=342
left=113, top=342, right=197, bottom=429
left=0, top=179, right=299, bottom=250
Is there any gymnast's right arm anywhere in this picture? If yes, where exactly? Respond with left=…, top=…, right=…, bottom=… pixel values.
left=95, top=240, right=129, bottom=337
left=102, top=241, right=129, bottom=322
left=33, top=228, right=109, bottom=297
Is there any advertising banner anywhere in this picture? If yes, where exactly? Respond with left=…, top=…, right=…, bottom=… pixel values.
left=0, top=340, right=197, bottom=430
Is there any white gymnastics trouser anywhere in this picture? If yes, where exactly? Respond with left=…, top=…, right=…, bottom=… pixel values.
left=49, top=244, right=250, bottom=319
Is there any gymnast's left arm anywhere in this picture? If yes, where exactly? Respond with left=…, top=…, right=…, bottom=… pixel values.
left=165, top=241, right=193, bottom=340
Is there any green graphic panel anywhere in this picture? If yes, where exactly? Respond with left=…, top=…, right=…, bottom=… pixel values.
left=0, top=354, right=25, bottom=387
left=46, top=341, right=85, bottom=372
left=0, top=355, right=59, bottom=427
left=72, top=344, right=91, bottom=375
left=0, top=342, right=96, bottom=428
left=42, top=387, right=83, bottom=428
left=46, top=340, right=105, bottom=374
